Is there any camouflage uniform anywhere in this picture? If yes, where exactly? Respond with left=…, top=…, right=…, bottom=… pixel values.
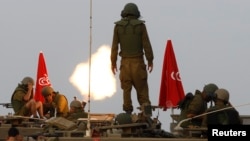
left=111, top=3, right=154, bottom=113
left=11, top=84, right=33, bottom=116
left=186, top=90, right=207, bottom=126
left=11, top=77, right=45, bottom=119
left=177, top=93, right=194, bottom=128
left=181, top=83, right=218, bottom=127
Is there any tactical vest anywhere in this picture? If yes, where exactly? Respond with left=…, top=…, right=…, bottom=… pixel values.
left=11, top=86, right=31, bottom=113
left=207, top=106, right=241, bottom=125
left=115, top=18, right=145, bottom=57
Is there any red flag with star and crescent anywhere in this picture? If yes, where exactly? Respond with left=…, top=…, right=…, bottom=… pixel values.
left=34, top=51, right=51, bottom=103
left=158, top=40, right=185, bottom=110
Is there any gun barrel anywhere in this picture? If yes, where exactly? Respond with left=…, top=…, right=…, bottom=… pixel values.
left=0, top=103, right=13, bottom=108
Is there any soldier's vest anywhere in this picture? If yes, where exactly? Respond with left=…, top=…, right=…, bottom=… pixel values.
left=54, top=93, right=69, bottom=117
left=115, top=18, right=145, bottom=57
left=207, top=106, right=241, bottom=125
left=11, top=86, right=30, bottom=113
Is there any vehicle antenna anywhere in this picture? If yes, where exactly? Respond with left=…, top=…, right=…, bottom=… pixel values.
left=86, top=0, right=92, bottom=137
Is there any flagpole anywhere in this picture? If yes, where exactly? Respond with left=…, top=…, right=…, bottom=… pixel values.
left=86, top=0, right=92, bottom=137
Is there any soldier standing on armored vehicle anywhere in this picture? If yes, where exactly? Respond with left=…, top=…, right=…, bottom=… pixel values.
left=110, top=3, right=154, bottom=114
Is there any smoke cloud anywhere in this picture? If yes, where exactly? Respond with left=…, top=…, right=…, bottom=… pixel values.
left=69, top=45, right=117, bottom=101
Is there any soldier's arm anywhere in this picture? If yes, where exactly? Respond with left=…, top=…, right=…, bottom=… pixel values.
left=141, top=24, right=153, bottom=66
left=111, top=25, right=119, bottom=75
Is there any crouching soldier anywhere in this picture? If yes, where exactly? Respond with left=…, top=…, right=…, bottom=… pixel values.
left=41, top=86, right=69, bottom=118
left=202, top=88, right=242, bottom=126
left=67, top=98, right=88, bottom=131
left=11, top=76, right=45, bottom=119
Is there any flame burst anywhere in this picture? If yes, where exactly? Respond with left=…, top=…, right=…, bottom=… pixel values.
left=69, top=45, right=117, bottom=101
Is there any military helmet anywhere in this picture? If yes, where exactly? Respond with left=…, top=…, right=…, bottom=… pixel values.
left=115, top=113, right=132, bottom=125
left=203, top=83, right=218, bottom=95
left=121, top=3, right=140, bottom=18
left=70, top=100, right=83, bottom=108
left=21, top=76, right=34, bottom=85
left=41, top=86, right=54, bottom=97
left=215, top=88, right=229, bottom=102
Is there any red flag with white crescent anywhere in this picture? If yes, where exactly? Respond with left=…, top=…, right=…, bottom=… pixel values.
left=158, top=40, right=185, bottom=110
left=34, top=51, right=51, bottom=102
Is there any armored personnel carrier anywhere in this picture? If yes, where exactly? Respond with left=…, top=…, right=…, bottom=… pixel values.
left=0, top=103, right=208, bottom=141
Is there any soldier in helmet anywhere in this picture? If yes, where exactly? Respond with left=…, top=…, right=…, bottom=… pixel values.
left=11, top=76, right=45, bottom=119
left=41, top=86, right=69, bottom=118
left=179, top=83, right=219, bottom=127
left=67, top=97, right=88, bottom=122
left=110, top=3, right=154, bottom=114
left=201, top=88, right=241, bottom=126
left=177, top=92, right=194, bottom=128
